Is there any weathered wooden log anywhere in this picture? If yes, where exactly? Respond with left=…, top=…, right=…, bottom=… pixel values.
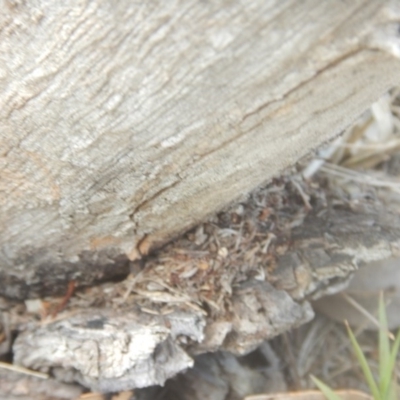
left=1, top=1, right=400, bottom=296
left=10, top=174, right=400, bottom=392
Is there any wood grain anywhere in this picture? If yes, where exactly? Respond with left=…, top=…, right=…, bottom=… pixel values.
left=1, top=1, right=400, bottom=290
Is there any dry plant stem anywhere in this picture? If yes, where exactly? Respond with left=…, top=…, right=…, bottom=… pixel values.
left=340, top=293, right=395, bottom=340
left=0, top=360, right=48, bottom=379
left=320, top=163, right=400, bottom=192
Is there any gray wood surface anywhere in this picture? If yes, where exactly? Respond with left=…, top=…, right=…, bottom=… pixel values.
left=1, top=1, right=400, bottom=292
left=10, top=174, right=400, bottom=392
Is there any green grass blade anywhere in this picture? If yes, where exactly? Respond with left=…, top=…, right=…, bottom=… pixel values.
left=346, top=321, right=381, bottom=400
left=388, top=380, right=397, bottom=400
left=383, top=328, right=400, bottom=400
left=392, top=380, right=398, bottom=400
left=378, top=293, right=391, bottom=399
left=311, top=375, right=344, bottom=400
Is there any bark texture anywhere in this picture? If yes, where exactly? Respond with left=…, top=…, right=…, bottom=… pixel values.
left=9, top=174, right=400, bottom=392
left=1, top=1, right=400, bottom=292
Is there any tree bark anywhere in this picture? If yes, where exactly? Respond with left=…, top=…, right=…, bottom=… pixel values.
left=9, top=174, right=400, bottom=392
left=1, top=1, right=400, bottom=296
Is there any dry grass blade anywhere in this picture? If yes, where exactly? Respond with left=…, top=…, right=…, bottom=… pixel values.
left=320, top=164, right=400, bottom=192
left=0, top=360, right=48, bottom=379
left=341, top=293, right=394, bottom=340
